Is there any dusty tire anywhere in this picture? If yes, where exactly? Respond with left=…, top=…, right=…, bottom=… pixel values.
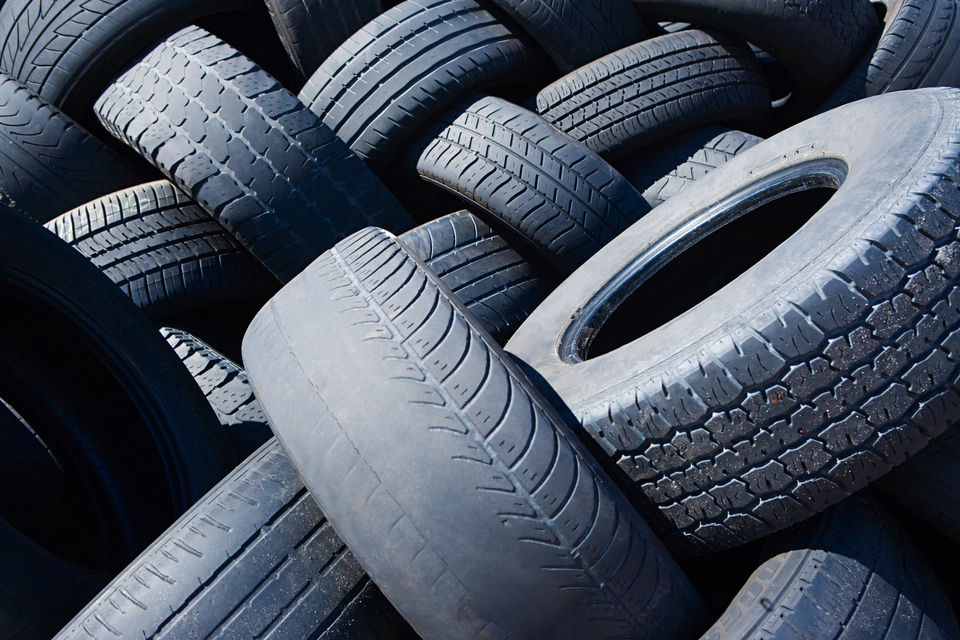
left=265, top=0, right=383, bottom=77
left=46, top=181, right=279, bottom=322
left=0, top=75, right=144, bottom=223
left=507, top=88, right=960, bottom=554
left=95, top=26, right=412, bottom=283
left=416, top=95, right=651, bottom=274
left=53, top=440, right=412, bottom=640
left=0, top=0, right=259, bottom=119
left=536, top=30, right=770, bottom=159
left=243, top=227, right=707, bottom=640
left=298, top=0, right=545, bottom=172
left=488, top=0, right=647, bottom=72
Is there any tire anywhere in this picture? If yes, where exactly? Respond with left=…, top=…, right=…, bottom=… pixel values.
left=416, top=95, right=651, bottom=274
left=0, top=208, right=235, bottom=631
left=265, top=0, right=383, bottom=77
left=506, top=88, right=960, bottom=554
left=0, top=74, right=144, bottom=223
left=487, top=0, right=647, bottom=72
left=242, top=227, right=707, bottom=640
left=400, top=210, right=555, bottom=343
left=298, top=0, right=545, bottom=172
left=0, top=0, right=259, bottom=119
left=631, top=0, right=880, bottom=105
left=94, top=25, right=412, bottom=283
left=615, top=127, right=762, bottom=208
left=822, top=0, right=960, bottom=110
left=162, top=328, right=272, bottom=460
left=53, top=439, right=413, bottom=640
left=880, top=422, right=960, bottom=544
left=704, top=494, right=960, bottom=640
left=535, top=30, right=770, bottom=159
left=46, top=181, right=279, bottom=322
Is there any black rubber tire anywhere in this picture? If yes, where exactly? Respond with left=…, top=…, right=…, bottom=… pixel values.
left=242, top=227, right=707, bottom=640
left=298, top=0, right=545, bottom=172
left=880, top=422, right=960, bottom=544
left=53, top=439, right=413, bottom=640
left=265, top=0, right=383, bottom=78
left=703, top=494, right=960, bottom=640
left=95, top=25, right=412, bottom=283
left=631, top=0, right=880, bottom=105
left=0, top=0, right=259, bottom=120
left=46, top=181, right=280, bottom=322
left=0, top=74, right=144, bottom=223
left=400, top=210, right=554, bottom=343
left=416, top=95, right=651, bottom=274
left=487, top=0, right=647, bottom=72
left=535, top=30, right=770, bottom=160
left=822, top=0, right=960, bottom=110
left=616, top=127, right=762, bottom=209
left=506, top=88, right=960, bottom=554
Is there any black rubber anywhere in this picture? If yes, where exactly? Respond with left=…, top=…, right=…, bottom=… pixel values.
left=704, top=495, right=960, bottom=640
left=631, top=0, right=880, bottom=105
left=416, top=95, right=651, bottom=274
left=0, top=0, right=259, bottom=119
left=298, top=0, right=545, bottom=172
left=487, top=0, right=647, bottom=72
left=95, top=25, right=412, bottom=283
left=53, top=439, right=413, bottom=640
left=535, top=29, right=770, bottom=160
left=0, top=74, right=144, bottom=223
left=615, top=127, right=763, bottom=208
left=880, top=422, right=960, bottom=544
left=46, top=180, right=279, bottom=322
left=243, top=227, right=707, bottom=640
left=507, top=88, right=960, bottom=554
left=401, top=210, right=554, bottom=343
left=0, top=208, right=234, bottom=632
left=823, top=0, right=960, bottom=110
left=265, top=0, right=382, bottom=77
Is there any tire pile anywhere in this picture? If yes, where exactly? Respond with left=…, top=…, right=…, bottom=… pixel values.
left=1, top=0, right=959, bottom=637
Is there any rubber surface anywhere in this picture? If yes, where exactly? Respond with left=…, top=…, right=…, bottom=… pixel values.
left=536, top=30, right=770, bottom=159
left=0, top=0, right=258, bottom=118
left=507, top=88, right=960, bottom=554
left=417, top=95, right=651, bottom=274
left=54, top=440, right=413, bottom=640
left=0, top=74, right=143, bottom=223
left=298, top=0, right=545, bottom=172
left=616, top=126, right=763, bottom=208
left=95, top=25, right=412, bottom=283
left=265, top=0, right=383, bottom=77
left=704, top=495, right=960, bottom=639
left=487, top=0, right=647, bottom=72
left=243, top=227, right=707, bottom=640
left=47, top=181, right=279, bottom=321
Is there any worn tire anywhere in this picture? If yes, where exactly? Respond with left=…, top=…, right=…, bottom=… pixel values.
left=704, top=495, right=960, bottom=640
left=0, top=74, right=144, bottom=223
left=631, top=0, right=880, bottom=104
left=265, top=0, right=383, bottom=77
left=298, top=0, right=545, bottom=172
left=53, top=439, right=412, bottom=640
left=0, top=0, right=259, bottom=119
left=416, top=95, right=651, bottom=274
left=507, top=88, right=960, bottom=554
left=616, top=127, right=762, bottom=208
left=243, top=227, right=706, bottom=640
left=95, top=25, right=412, bottom=283
left=487, top=0, right=647, bottom=72
left=536, top=30, right=770, bottom=159
left=46, top=181, right=279, bottom=322
left=823, top=0, right=960, bottom=109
